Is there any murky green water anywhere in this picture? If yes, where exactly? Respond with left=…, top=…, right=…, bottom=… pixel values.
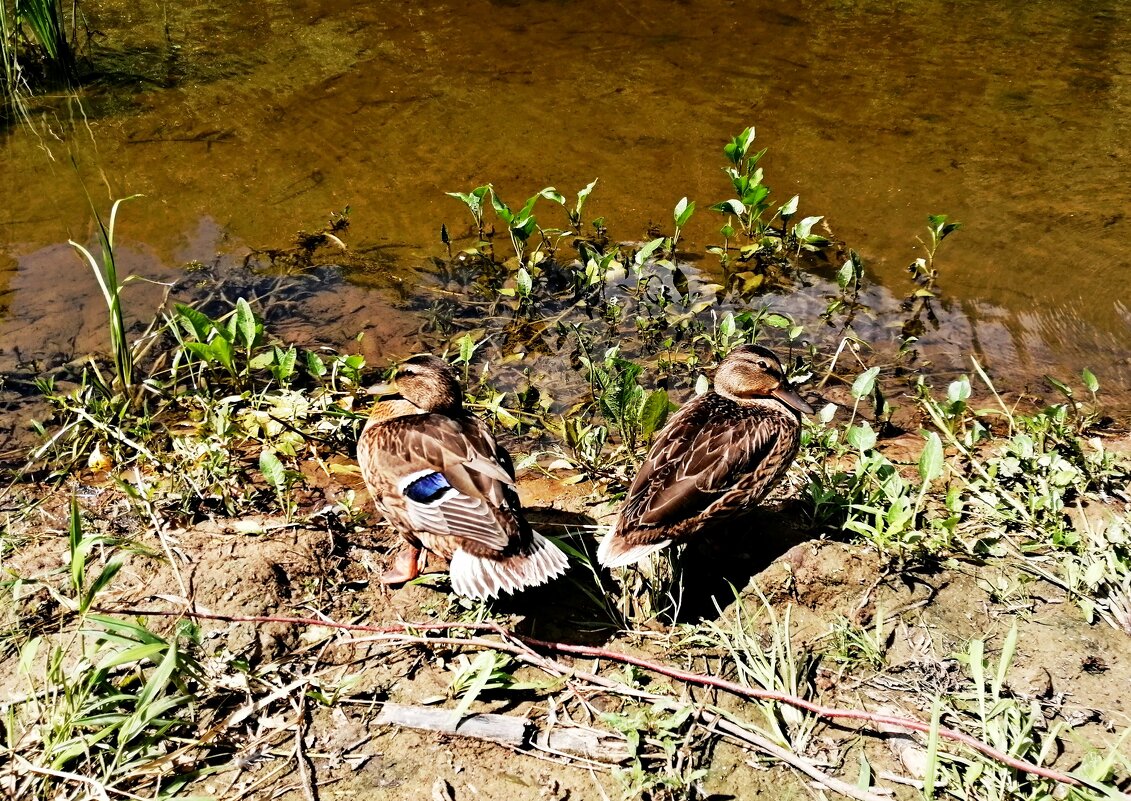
left=2, top=0, right=1129, bottom=408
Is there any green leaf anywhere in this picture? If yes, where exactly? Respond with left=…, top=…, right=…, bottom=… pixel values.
left=632, top=238, right=665, bottom=267
left=175, top=304, right=215, bottom=342
left=918, top=431, right=944, bottom=484
left=515, top=267, right=533, bottom=297
left=539, top=187, right=566, bottom=205
left=946, top=376, right=971, bottom=404
left=846, top=422, right=877, bottom=451
left=450, top=651, right=498, bottom=724
left=792, top=215, right=823, bottom=239
left=273, top=346, right=297, bottom=380
left=234, top=297, right=258, bottom=350
left=778, top=195, right=799, bottom=218
left=305, top=351, right=327, bottom=377
left=1045, top=375, right=1073, bottom=398
left=260, top=450, right=286, bottom=491
left=712, top=199, right=746, bottom=217
left=489, top=188, right=512, bottom=222
left=457, top=333, right=477, bottom=364
left=1081, top=368, right=1099, bottom=393
left=97, top=642, right=168, bottom=671
left=208, top=336, right=234, bottom=372
left=851, top=367, right=881, bottom=400
left=81, top=560, right=123, bottom=613
left=68, top=493, right=84, bottom=595
left=674, top=197, right=695, bottom=227
left=640, top=390, right=670, bottom=439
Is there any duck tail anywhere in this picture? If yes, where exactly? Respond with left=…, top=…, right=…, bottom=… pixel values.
left=449, top=532, right=569, bottom=600
left=596, top=528, right=672, bottom=569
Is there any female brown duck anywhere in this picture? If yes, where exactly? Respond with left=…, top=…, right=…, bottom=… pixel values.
left=357, top=355, right=568, bottom=599
left=598, top=344, right=813, bottom=567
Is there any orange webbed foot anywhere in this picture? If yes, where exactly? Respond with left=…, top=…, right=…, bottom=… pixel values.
left=381, top=544, right=423, bottom=585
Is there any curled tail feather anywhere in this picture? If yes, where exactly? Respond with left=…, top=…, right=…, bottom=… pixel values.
left=597, top=528, right=672, bottom=569
left=449, top=532, right=569, bottom=600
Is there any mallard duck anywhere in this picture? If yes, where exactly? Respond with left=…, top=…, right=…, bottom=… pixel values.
left=598, top=344, right=813, bottom=568
left=356, top=354, right=568, bottom=599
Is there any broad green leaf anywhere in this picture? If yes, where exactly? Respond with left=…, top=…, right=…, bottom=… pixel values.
left=305, top=351, right=327, bottom=377
left=846, top=422, right=877, bottom=451
left=175, top=304, right=215, bottom=342
left=918, top=431, right=944, bottom=484
left=1081, top=368, right=1099, bottom=393
left=489, top=188, right=512, bottom=221
left=674, top=197, right=695, bottom=227
left=458, top=334, right=477, bottom=364
left=235, top=298, right=258, bottom=350
left=712, top=199, right=746, bottom=217
left=260, top=450, right=286, bottom=491
left=793, top=215, right=823, bottom=239
left=851, top=367, right=881, bottom=400
left=208, top=337, right=233, bottom=371
left=946, top=376, right=971, bottom=404
left=539, top=187, right=565, bottom=205
left=778, top=195, right=799, bottom=218
left=640, top=390, right=670, bottom=439
left=633, top=237, right=665, bottom=266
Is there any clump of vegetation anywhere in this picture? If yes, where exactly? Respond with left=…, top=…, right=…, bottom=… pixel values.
left=1, top=0, right=82, bottom=120
left=2, top=126, right=1129, bottom=800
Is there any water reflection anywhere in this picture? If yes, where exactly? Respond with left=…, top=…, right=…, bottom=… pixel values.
left=0, top=0, right=1128, bottom=411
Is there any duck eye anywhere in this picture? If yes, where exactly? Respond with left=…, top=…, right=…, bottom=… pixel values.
left=757, top=360, right=769, bottom=370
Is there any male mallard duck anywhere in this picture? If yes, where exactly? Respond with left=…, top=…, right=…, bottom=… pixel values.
left=356, top=354, right=568, bottom=599
left=597, top=344, right=813, bottom=568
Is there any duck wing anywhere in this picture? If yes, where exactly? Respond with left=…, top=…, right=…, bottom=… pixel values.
left=619, top=396, right=797, bottom=539
left=358, top=414, right=522, bottom=555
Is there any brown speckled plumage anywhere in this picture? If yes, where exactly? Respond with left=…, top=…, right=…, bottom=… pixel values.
left=598, top=345, right=812, bottom=568
left=356, top=355, right=568, bottom=598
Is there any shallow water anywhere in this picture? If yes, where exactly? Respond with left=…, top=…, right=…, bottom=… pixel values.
left=1, top=0, right=1129, bottom=410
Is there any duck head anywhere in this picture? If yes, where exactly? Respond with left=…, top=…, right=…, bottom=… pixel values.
left=367, top=355, right=465, bottom=416
left=714, top=344, right=814, bottom=415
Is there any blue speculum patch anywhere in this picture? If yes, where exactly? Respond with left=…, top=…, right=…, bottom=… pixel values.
left=405, top=472, right=453, bottom=504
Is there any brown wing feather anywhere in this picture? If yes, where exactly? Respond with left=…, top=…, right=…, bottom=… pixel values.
left=617, top=395, right=798, bottom=545
left=358, top=413, right=529, bottom=556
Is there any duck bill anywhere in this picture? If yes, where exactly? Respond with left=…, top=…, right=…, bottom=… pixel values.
left=773, top=384, right=814, bottom=415
left=366, top=382, right=402, bottom=400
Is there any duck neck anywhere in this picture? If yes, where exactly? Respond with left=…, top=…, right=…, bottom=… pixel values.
left=726, top=394, right=798, bottom=419
left=367, top=397, right=425, bottom=424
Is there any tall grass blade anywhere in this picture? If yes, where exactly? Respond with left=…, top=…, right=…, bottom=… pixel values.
left=70, top=194, right=142, bottom=397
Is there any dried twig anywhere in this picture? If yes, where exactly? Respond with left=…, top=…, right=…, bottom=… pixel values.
left=97, top=607, right=1107, bottom=792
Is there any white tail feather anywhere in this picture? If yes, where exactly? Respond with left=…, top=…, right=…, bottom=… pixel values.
left=597, top=530, right=671, bottom=568
left=448, top=532, right=569, bottom=600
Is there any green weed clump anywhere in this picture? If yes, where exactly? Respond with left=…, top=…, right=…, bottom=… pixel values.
left=5, top=127, right=1130, bottom=801
left=1, top=0, right=81, bottom=119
